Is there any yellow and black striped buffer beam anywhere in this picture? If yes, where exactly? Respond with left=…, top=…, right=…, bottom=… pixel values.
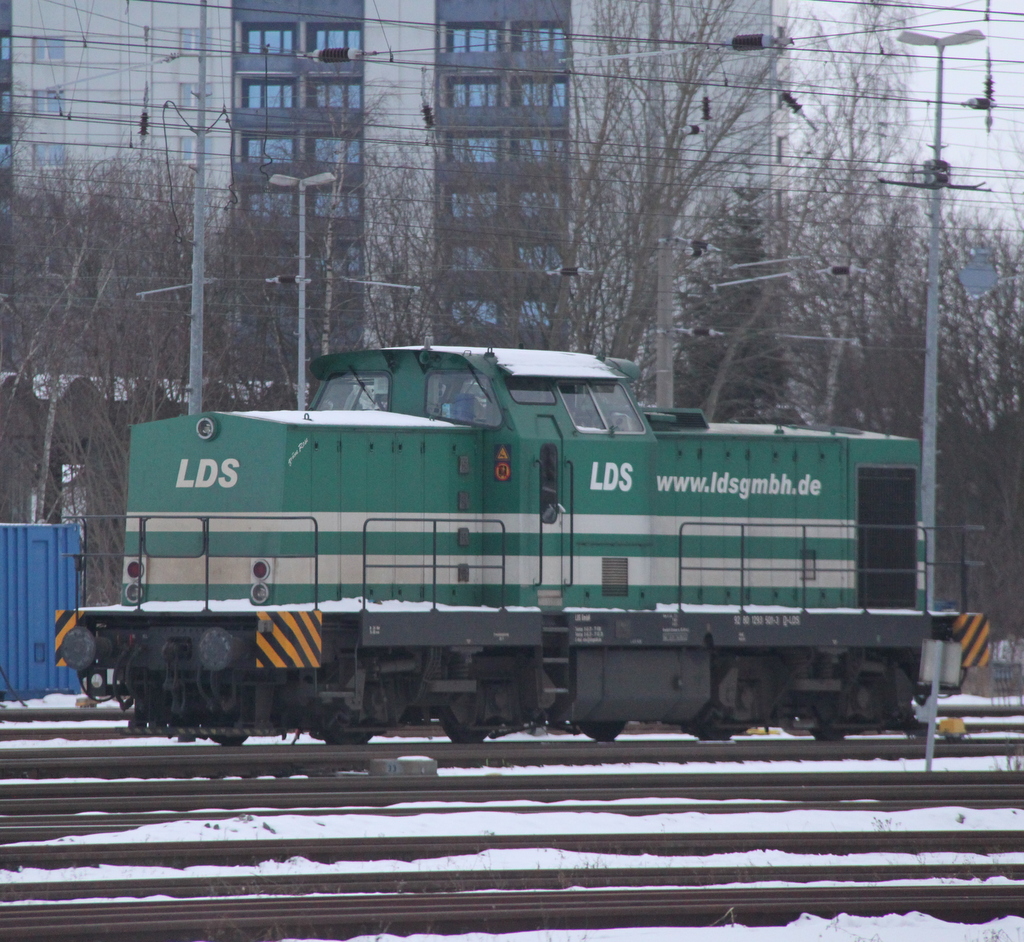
left=952, top=613, right=991, bottom=668
left=255, top=611, right=322, bottom=668
left=55, top=609, right=80, bottom=668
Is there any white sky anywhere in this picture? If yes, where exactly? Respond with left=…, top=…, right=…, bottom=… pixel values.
left=799, top=1, right=1024, bottom=228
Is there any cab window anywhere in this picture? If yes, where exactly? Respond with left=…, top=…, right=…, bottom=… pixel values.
left=426, top=371, right=502, bottom=427
left=507, top=376, right=556, bottom=405
left=314, top=371, right=390, bottom=410
left=559, top=382, right=605, bottom=430
left=592, top=383, right=645, bottom=432
left=559, top=381, right=645, bottom=433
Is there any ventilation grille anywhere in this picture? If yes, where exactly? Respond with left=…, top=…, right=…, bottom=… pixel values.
left=602, top=557, right=629, bottom=596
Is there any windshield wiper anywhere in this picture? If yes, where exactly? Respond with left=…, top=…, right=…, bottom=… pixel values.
left=346, top=368, right=383, bottom=410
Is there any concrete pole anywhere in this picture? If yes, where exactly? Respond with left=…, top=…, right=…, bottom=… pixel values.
left=297, top=183, right=308, bottom=410
left=921, top=48, right=945, bottom=613
left=187, top=0, right=208, bottom=415
left=655, top=215, right=674, bottom=408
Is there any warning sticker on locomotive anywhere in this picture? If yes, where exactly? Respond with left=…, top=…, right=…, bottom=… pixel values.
left=494, top=444, right=512, bottom=481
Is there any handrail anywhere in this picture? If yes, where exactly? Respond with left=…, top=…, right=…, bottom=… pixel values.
left=360, top=516, right=507, bottom=611
left=564, top=459, right=575, bottom=588
left=67, top=513, right=320, bottom=612
left=676, top=521, right=982, bottom=614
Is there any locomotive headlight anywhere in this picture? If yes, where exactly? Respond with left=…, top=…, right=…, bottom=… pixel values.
left=198, top=626, right=244, bottom=671
left=61, top=626, right=98, bottom=671
left=196, top=416, right=219, bottom=441
left=124, top=582, right=143, bottom=604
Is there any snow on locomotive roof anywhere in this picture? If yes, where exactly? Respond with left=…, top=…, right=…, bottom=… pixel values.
left=228, top=410, right=456, bottom=428
left=389, top=346, right=625, bottom=379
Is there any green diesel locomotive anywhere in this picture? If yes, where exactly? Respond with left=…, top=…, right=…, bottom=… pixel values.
left=55, top=346, right=969, bottom=743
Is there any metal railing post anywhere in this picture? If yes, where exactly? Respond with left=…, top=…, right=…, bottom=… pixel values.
left=432, top=520, right=438, bottom=611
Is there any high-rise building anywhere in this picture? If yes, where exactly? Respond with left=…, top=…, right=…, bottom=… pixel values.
left=3, top=0, right=784, bottom=341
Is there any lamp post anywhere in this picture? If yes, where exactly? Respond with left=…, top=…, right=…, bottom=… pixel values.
left=269, top=171, right=337, bottom=409
left=896, top=29, right=983, bottom=613
left=898, top=29, right=984, bottom=774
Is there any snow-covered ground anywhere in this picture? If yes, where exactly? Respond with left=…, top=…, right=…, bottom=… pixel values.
left=4, top=694, right=1024, bottom=940
left=282, top=918, right=1024, bottom=942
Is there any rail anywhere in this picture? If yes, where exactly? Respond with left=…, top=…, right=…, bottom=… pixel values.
left=360, top=517, right=507, bottom=611
left=67, top=513, right=320, bottom=611
left=677, top=521, right=982, bottom=613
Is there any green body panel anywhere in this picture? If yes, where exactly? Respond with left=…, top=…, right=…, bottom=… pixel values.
left=122, top=348, right=921, bottom=612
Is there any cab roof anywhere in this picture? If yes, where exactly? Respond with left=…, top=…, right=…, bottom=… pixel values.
left=310, top=346, right=638, bottom=382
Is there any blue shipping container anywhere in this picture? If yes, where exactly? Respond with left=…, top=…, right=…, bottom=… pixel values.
left=0, top=524, right=80, bottom=699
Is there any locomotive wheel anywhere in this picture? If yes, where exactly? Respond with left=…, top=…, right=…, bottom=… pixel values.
left=577, top=721, right=626, bottom=742
left=209, top=733, right=248, bottom=747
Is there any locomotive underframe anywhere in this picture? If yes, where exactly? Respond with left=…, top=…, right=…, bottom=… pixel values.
left=66, top=607, right=934, bottom=741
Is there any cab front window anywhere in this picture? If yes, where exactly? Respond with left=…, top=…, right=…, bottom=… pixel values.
left=559, top=381, right=645, bottom=433
left=314, top=371, right=390, bottom=410
left=426, top=371, right=502, bottom=427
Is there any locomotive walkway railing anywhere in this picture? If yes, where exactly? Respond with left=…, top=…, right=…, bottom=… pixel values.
left=67, top=514, right=320, bottom=611
left=360, top=517, right=507, bottom=611
left=677, top=522, right=982, bottom=614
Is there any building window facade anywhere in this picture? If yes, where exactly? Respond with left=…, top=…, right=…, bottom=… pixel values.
left=309, top=81, right=362, bottom=109
left=450, top=190, right=498, bottom=218
left=243, top=25, right=294, bottom=54
left=243, top=79, right=294, bottom=109
left=309, top=26, right=361, bottom=51
left=512, top=24, right=567, bottom=52
left=34, top=143, right=65, bottom=166
left=312, top=138, right=360, bottom=163
left=514, top=78, right=567, bottom=108
left=242, top=136, right=293, bottom=161
left=448, top=77, right=500, bottom=108
left=448, top=136, right=499, bottom=162
left=34, top=89, right=62, bottom=114
left=33, top=37, right=65, bottom=62
left=447, top=25, right=501, bottom=53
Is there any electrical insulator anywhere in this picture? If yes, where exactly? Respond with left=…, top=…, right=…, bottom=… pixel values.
left=317, top=47, right=357, bottom=63
left=780, top=91, right=802, bottom=114
left=923, top=158, right=950, bottom=188
left=139, top=110, right=149, bottom=137
left=266, top=275, right=299, bottom=285
left=686, top=240, right=709, bottom=258
left=686, top=124, right=701, bottom=135
left=829, top=265, right=851, bottom=276
left=962, top=98, right=992, bottom=110
left=421, top=104, right=435, bottom=127
left=702, top=96, right=711, bottom=120
left=731, top=33, right=772, bottom=50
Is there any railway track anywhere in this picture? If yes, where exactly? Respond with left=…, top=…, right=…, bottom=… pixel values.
left=1, top=736, right=1022, bottom=779
left=3, top=702, right=1017, bottom=724
left=2, top=732, right=1023, bottom=940
left=4, top=827, right=1024, bottom=870
left=5, top=859, right=1024, bottom=902
left=0, top=770, right=1022, bottom=844
left=2, top=884, right=1023, bottom=940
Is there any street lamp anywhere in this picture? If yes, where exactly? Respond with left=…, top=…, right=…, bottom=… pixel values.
left=895, top=28, right=983, bottom=614
left=897, top=28, right=984, bottom=774
left=269, top=171, right=337, bottom=409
